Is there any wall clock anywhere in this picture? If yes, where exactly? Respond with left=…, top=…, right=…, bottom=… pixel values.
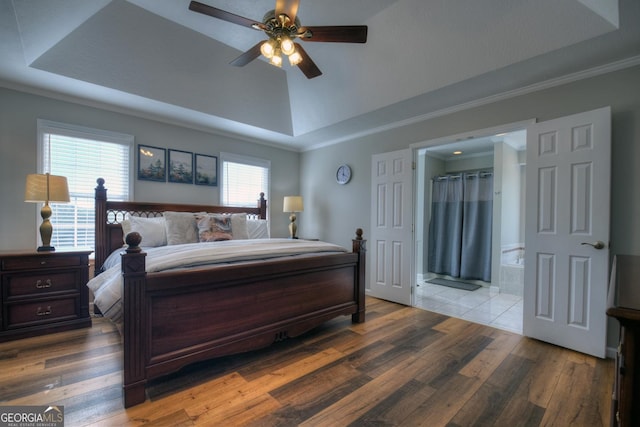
left=336, top=164, right=352, bottom=185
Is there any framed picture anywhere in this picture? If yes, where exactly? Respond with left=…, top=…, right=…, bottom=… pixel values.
left=168, top=149, right=193, bottom=184
left=138, top=144, right=166, bottom=182
left=195, top=154, right=218, bottom=186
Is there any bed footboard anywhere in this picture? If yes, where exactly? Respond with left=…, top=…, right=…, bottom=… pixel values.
left=120, top=230, right=366, bottom=407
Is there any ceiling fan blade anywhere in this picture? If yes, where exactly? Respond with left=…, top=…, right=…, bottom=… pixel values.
left=295, top=44, right=322, bottom=79
left=302, top=26, right=368, bottom=43
left=189, top=1, right=259, bottom=29
left=230, top=42, right=263, bottom=67
left=275, top=0, right=300, bottom=22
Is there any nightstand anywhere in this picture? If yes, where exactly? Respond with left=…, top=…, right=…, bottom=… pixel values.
left=0, top=249, right=92, bottom=342
left=607, top=254, right=640, bottom=427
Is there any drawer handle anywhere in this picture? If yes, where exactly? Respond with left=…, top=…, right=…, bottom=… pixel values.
left=35, top=279, right=52, bottom=289
left=36, top=306, right=52, bottom=316
left=40, top=261, right=46, bottom=265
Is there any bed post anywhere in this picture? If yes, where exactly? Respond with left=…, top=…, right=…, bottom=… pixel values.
left=352, top=228, right=366, bottom=323
left=258, top=192, right=267, bottom=219
left=121, top=232, right=148, bottom=408
left=95, top=178, right=107, bottom=271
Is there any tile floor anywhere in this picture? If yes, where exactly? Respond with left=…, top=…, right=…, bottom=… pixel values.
left=414, top=282, right=523, bottom=334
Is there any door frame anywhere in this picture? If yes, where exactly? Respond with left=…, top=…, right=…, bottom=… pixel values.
left=410, top=119, right=534, bottom=291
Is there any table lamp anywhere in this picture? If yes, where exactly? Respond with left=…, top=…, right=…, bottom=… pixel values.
left=283, top=196, right=303, bottom=239
left=25, top=173, right=70, bottom=251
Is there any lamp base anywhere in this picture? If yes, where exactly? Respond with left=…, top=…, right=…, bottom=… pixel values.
left=37, top=246, right=56, bottom=252
left=288, top=213, right=298, bottom=239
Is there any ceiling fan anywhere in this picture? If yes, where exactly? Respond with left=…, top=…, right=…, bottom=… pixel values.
left=188, top=0, right=368, bottom=79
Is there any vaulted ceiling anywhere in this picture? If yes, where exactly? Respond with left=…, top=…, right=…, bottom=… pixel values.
left=1, top=0, right=639, bottom=151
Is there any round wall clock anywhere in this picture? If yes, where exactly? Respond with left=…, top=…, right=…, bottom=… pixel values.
left=336, top=164, right=352, bottom=185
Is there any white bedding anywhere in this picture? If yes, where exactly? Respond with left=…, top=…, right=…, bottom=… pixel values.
left=88, top=238, right=347, bottom=324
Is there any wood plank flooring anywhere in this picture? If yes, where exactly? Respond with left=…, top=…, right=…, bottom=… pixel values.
left=0, top=297, right=614, bottom=426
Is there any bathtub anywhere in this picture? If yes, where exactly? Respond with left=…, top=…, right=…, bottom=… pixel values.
left=500, top=245, right=524, bottom=296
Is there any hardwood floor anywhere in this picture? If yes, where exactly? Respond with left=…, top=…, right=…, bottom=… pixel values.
left=0, top=297, right=613, bottom=426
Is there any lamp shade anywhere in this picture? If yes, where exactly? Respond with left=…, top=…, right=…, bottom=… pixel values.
left=25, top=173, right=70, bottom=203
left=283, top=196, right=303, bottom=213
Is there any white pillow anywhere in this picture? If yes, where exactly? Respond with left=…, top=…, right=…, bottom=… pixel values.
left=164, top=211, right=199, bottom=245
left=247, top=219, right=269, bottom=239
left=230, top=213, right=249, bottom=239
left=126, top=216, right=167, bottom=247
left=120, top=219, right=131, bottom=242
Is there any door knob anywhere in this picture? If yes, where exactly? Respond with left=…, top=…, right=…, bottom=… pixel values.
left=581, top=241, right=605, bottom=250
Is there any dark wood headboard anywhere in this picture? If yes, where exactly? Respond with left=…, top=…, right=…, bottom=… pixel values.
left=94, top=178, right=267, bottom=269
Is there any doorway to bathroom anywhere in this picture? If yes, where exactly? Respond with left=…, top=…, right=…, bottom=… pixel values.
left=413, top=125, right=527, bottom=334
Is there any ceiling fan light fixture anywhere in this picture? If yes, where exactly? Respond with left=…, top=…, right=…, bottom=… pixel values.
left=188, top=1, right=368, bottom=79
left=260, top=39, right=275, bottom=58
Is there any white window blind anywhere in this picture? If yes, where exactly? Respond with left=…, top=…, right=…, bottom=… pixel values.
left=220, top=152, right=270, bottom=209
left=38, top=120, right=133, bottom=250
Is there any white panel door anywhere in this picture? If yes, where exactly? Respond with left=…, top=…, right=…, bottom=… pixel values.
left=369, top=149, right=413, bottom=305
left=524, top=106, right=610, bottom=358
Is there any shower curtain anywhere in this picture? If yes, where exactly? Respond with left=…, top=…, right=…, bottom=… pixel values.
left=427, top=172, right=493, bottom=281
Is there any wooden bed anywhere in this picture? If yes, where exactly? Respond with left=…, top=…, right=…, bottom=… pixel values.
left=93, top=178, right=366, bottom=407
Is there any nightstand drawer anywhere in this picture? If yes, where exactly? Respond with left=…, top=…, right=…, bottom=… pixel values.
left=4, top=271, right=80, bottom=298
left=6, top=297, right=79, bottom=328
left=1, top=255, right=83, bottom=271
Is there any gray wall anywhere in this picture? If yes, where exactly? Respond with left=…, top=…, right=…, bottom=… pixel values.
left=300, top=65, right=640, bottom=259
left=300, top=64, right=640, bottom=351
left=0, top=87, right=300, bottom=251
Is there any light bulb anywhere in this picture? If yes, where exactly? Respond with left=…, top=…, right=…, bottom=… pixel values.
left=288, top=50, right=302, bottom=66
left=270, top=52, right=282, bottom=67
left=260, top=40, right=275, bottom=58
left=280, top=36, right=295, bottom=56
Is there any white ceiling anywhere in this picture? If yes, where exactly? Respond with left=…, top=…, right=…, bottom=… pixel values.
left=1, top=0, right=639, bottom=152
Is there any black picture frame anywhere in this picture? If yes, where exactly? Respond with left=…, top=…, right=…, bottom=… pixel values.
left=168, top=149, right=193, bottom=184
left=195, top=154, right=218, bottom=186
left=138, top=144, right=166, bottom=182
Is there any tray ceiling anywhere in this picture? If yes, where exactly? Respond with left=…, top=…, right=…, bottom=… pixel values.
left=1, top=0, right=638, bottom=151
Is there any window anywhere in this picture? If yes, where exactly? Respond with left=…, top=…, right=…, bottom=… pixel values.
left=220, top=152, right=270, bottom=210
left=37, top=120, right=133, bottom=250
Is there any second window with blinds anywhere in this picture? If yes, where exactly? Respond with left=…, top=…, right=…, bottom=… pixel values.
left=219, top=152, right=270, bottom=210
